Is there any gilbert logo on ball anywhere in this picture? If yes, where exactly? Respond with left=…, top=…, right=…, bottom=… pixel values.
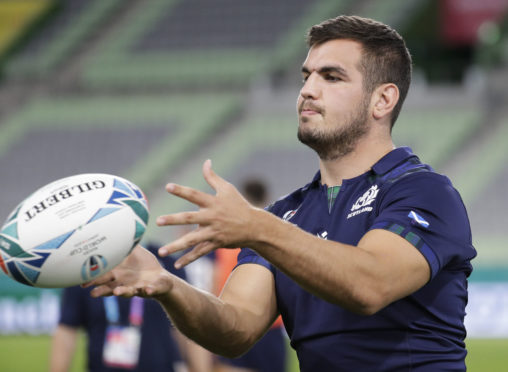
left=0, top=174, right=149, bottom=288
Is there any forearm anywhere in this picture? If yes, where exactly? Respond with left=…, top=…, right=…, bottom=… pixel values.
left=245, top=209, right=421, bottom=314
left=155, top=273, right=262, bottom=357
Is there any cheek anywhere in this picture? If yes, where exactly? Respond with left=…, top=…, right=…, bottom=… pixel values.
left=296, top=94, right=303, bottom=109
left=326, top=93, right=356, bottom=115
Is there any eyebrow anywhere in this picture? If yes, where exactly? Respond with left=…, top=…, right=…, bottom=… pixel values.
left=301, top=65, right=349, bottom=78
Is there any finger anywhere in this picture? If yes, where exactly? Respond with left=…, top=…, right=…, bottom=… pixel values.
left=156, top=211, right=202, bottom=226
left=113, top=286, right=141, bottom=297
left=174, top=241, right=217, bottom=269
left=202, top=159, right=225, bottom=192
left=82, top=271, right=116, bottom=288
left=90, top=284, right=115, bottom=297
left=143, top=286, right=156, bottom=296
left=158, top=227, right=213, bottom=256
left=165, top=183, right=213, bottom=207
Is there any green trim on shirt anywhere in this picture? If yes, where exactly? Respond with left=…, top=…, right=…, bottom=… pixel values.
left=327, top=185, right=341, bottom=212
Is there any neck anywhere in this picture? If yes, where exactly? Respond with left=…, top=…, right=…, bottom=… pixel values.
left=319, top=132, right=394, bottom=187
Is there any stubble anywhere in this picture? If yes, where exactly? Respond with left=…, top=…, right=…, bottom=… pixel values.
left=297, top=97, right=370, bottom=161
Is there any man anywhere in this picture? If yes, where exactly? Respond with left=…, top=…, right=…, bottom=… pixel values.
left=85, top=15, right=476, bottom=371
left=50, top=244, right=211, bottom=372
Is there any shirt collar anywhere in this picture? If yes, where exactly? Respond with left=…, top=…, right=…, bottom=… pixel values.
left=371, top=147, right=417, bottom=175
left=308, top=147, right=417, bottom=186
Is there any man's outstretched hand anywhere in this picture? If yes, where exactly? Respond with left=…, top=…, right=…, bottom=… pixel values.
left=156, top=159, right=261, bottom=268
left=82, top=245, right=173, bottom=299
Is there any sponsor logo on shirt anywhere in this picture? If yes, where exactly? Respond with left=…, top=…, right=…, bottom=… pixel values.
left=347, top=185, right=379, bottom=219
left=282, top=209, right=298, bottom=221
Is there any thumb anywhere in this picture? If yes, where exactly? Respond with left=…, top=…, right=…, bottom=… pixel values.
left=202, top=159, right=222, bottom=191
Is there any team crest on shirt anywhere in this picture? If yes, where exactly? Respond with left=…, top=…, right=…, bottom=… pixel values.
left=347, top=185, right=379, bottom=219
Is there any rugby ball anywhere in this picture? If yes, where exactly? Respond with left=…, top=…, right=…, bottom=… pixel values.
left=0, top=174, right=149, bottom=288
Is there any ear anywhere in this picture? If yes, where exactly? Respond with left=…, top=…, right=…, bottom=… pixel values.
left=371, top=83, right=399, bottom=121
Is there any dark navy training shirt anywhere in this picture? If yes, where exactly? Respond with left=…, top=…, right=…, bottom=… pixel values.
left=238, top=147, right=476, bottom=372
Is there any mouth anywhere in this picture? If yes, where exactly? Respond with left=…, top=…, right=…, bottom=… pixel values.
left=300, top=109, right=319, bottom=117
left=299, top=102, right=322, bottom=116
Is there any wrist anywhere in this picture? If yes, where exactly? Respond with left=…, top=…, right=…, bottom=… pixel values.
left=243, top=207, right=266, bottom=247
left=150, top=269, right=175, bottom=302
left=243, top=207, right=286, bottom=253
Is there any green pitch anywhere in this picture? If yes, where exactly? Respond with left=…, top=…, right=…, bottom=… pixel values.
left=0, top=334, right=86, bottom=372
left=0, top=335, right=505, bottom=371
left=466, top=338, right=508, bottom=371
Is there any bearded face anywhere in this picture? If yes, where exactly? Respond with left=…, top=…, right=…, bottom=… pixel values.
left=296, top=40, right=373, bottom=161
left=297, top=93, right=370, bottom=161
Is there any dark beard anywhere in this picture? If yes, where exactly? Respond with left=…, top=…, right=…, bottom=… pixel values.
left=297, top=102, right=369, bottom=161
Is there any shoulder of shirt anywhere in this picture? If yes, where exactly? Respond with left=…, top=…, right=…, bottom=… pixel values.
left=376, top=155, right=433, bottom=184
left=265, top=179, right=314, bottom=215
left=375, top=156, right=455, bottom=195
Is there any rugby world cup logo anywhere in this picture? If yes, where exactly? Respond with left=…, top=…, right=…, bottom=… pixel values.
left=81, top=254, right=108, bottom=281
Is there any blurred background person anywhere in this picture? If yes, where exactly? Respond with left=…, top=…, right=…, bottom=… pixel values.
left=49, top=243, right=212, bottom=372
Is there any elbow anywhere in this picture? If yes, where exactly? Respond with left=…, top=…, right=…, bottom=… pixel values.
left=352, top=301, right=383, bottom=316
left=204, top=325, right=259, bottom=358
left=220, top=346, right=249, bottom=359
left=344, top=284, right=391, bottom=316
left=213, top=338, right=255, bottom=359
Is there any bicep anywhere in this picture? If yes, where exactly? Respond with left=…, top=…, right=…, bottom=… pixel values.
left=219, top=263, right=278, bottom=340
left=359, top=228, right=431, bottom=305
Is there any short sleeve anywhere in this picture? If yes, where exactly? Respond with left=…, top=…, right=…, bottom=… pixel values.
left=237, top=248, right=275, bottom=275
left=371, top=173, right=476, bottom=279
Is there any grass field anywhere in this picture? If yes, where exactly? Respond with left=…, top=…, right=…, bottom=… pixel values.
left=0, top=335, right=506, bottom=371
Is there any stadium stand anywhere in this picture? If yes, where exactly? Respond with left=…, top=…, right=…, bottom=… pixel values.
left=0, top=0, right=55, bottom=65
left=393, top=102, right=482, bottom=170
left=355, top=0, right=429, bottom=27
left=0, top=93, right=241, bottom=223
left=80, top=0, right=355, bottom=89
left=3, top=0, right=124, bottom=79
left=475, top=7, right=508, bottom=68
left=446, top=111, right=508, bottom=278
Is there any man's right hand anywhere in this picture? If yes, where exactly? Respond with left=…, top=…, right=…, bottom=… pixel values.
left=82, top=245, right=173, bottom=299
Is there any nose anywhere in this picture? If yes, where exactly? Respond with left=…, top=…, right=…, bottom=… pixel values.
left=299, top=73, right=320, bottom=100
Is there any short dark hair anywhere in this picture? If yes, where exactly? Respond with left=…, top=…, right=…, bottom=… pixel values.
left=307, top=15, right=412, bottom=128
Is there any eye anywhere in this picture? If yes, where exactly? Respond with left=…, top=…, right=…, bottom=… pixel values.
left=301, top=75, right=309, bottom=84
left=325, top=74, right=341, bottom=82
